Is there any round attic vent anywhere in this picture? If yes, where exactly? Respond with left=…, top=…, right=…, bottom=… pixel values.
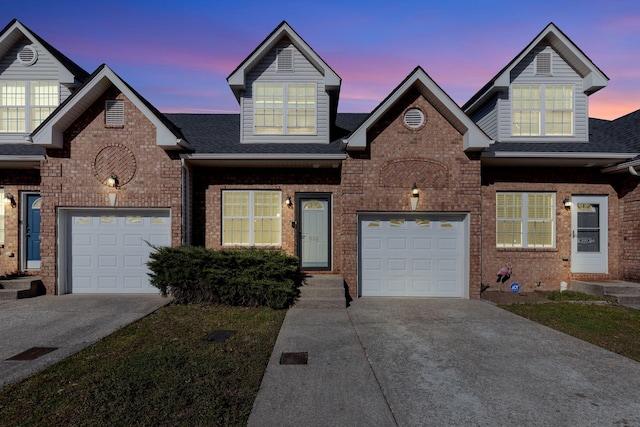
left=17, top=45, right=38, bottom=66
left=403, top=108, right=425, bottom=130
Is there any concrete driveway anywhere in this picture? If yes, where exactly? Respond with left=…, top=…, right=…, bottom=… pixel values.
left=0, top=294, right=170, bottom=388
left=250, top=298, right=640, bottom=426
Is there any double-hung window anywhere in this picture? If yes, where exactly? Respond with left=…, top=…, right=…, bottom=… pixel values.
left=254, top=82, right=316, bottom=135
left=496, top=192, right=555, bottom=248
left=222, top=190, right=281, bottom=246
left=0, top=81, right=58, bottom=133
left=511, top=85, right=573, bottom=136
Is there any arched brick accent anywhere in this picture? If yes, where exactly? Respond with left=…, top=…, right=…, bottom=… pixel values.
left=93, top=144, right=137, bottom=187
left=379, top=159, right=448, bottom=188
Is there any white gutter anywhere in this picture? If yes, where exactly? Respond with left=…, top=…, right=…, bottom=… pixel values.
left=601, top=158, right=640, bottom=174
left=0, top=155, right=45, bottom=162
left=182, top=153, right=346, bottom=160
left=484, top=152, right=636, bottom=160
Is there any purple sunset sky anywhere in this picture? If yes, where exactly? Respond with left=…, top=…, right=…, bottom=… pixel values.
left=4, top=0, right=640, bottom=120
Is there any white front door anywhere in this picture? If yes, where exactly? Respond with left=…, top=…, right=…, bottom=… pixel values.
left=571, top=196, right=608, bottom=274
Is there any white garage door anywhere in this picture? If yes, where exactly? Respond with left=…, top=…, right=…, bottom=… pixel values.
left=69, top=210, right=171, bottom=294
left=359, top=214, right=467, bottom=297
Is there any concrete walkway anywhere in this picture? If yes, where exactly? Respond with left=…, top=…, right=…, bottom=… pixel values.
left=0, top=294, right=170, bottom=388
left=249, top=298, right=640, bottom=426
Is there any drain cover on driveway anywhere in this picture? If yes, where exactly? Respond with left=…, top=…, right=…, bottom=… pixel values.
left=7, top=347, right=58, bottom=361
left=204, top=330, right=236, bottom=343
left=280, top=352, right=308, bottom=365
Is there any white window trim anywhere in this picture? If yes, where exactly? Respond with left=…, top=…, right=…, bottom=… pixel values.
left=0, top=188, right=5, bottom=244
left=496, top=192, right=556, bottom=248
left=0, top=80, right=59, bottom=133
left=222, top=190, right=282, bottom=247
left=253, top=82, right=317, bottom=136
left=511, top=85, right=574, bottom=137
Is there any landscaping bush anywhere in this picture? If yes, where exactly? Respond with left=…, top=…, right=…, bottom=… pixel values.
left=147, top=246, right=301, bottom=309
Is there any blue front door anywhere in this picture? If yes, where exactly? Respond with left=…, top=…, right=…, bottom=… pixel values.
left=298, top=195, right=331, bottom=270
left=26, top=194, right=41, bottom=269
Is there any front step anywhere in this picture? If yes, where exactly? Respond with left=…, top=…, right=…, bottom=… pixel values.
left=0, top=277, right=45, bottom=300
left=294, top=275, right=346, bottom=309
left=572, top=280, right=640, bottom=307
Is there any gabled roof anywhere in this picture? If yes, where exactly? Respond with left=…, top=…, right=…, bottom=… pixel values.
left=227, top=21, right=341, bottom=102
left=463, top=22, right=609, bottom=116
left=31, top=64, right=189, bottom=150
left=343, top=66, right=492, bottom=152
left=0, top=19, right=89, bottom=85
left=169, top=113, right=366, bottom=168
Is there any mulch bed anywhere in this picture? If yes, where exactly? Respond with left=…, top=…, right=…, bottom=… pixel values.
left=481, top=290, right=552, bottom=305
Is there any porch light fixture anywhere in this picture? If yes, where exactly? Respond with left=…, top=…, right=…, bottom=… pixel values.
left=106, top=173, right=119, bottom=188
left=563, top=198, right=572, bottom=210
left=410, top=183, right=419, bottom=211
left=4, top=193, right=16, bottom=208
left=285, top=195, right=292, bottom=208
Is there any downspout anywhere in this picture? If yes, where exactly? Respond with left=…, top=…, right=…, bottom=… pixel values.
left=180, top=158, right=191, bottom=246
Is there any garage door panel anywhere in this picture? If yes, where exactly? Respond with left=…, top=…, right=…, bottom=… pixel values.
left=360, top=215, right=466, bottom=297
left=68, top=210, right=170, bottom=294
left=98, top=255, right=118, bottom=268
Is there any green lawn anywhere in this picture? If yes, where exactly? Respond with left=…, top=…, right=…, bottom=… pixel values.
left=503, top=302, right=640, bottom=363
left=0, top=304, right=286, bottom=427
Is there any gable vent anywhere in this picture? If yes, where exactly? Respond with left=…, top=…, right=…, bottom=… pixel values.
left=277, top=48, right=293, bottom=72
left=17, top=45, right=38, bottom=66
left=536, top=52, right=552, bottom=75
left=403, top=108, right=425, bottom=129
left=105, top=100, right=125, bottom=126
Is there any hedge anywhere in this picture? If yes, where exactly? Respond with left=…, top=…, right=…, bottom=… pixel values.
left=147, top=246, right=301, bottom=309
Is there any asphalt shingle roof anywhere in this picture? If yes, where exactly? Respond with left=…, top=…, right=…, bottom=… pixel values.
left=164, top=113, right=368, bottom=155
left=0, top=144, right=45, bottom=156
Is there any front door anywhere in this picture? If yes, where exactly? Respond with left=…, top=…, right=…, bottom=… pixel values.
left=571, top=195, right=608, bottom=274
left=298, top=194, right=331, bottom=270
left=25, top=193, right=42, bottom=269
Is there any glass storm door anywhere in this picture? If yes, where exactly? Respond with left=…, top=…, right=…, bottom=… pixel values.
left=571, top=196, right=608, bottom=274
left=25, top=193, right=42, bottom=269
left=298, top=196, right=330, bottom=270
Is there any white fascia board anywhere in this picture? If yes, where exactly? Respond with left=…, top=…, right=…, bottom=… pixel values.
left=0, top=155, right=44, bottom=161
left=227, top=23, right=340, bottom=97
left=33, top=66, right=185, bottom=150
left=345, top=68, right=491, bottom=151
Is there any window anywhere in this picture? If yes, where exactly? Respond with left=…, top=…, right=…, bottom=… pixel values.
left=512, top=85, right=573, bottom=136
left=0, top=81, right=58, bottom=132
left=496, top=192, right=555, bottom=248
left=254, top=82, right=316, bottom=135
left=0, top=188, right=4, bottom=244
left=222, top=190, right=281, bottom=246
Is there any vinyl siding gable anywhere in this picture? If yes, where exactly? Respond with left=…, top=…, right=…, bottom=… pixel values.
left=497, top=45, right=588, bottom=142
left=240, top=38, right=330, bottom=143
left=0, top=36, right=72, bottom=143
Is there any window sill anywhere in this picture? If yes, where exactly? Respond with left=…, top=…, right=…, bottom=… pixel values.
left=497, top=247, right=557, bottom=253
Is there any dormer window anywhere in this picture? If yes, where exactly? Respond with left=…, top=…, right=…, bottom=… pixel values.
left=254, top=82, right=316, bottom=135
left=0, top=80, right=58, bottom=132
left=512, top=85, right=573, bottom=137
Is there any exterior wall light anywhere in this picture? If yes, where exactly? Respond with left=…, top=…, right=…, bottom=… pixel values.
left=106, top=173, right=119, bottom=188
left=411, top=183, right=419, bottom=211
left=285, top=195, right=292, bottom=208
left=563, top=197, right=572, bottom=210
left=4, top=193, right=16, bottom=208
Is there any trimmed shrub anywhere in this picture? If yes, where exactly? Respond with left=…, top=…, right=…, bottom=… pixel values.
left=147, top=246, right=301, bottom=309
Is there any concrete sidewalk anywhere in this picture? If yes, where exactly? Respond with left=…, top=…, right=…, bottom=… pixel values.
left=0, top=294, right=170, bottom=388
left=249, top=298, right=640, bottom=426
